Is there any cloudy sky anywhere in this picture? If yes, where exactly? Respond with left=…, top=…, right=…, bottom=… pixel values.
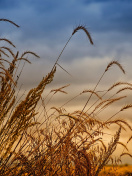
left=0, top=0, right=132, bottom=164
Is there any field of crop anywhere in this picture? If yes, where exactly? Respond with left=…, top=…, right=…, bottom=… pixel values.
left=99, top=165, right=132, bottom=176
left=0, top=19, right=132, bottom=175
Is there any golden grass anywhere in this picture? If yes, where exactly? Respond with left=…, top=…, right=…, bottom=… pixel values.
left=99, top=165, right=132, bottom=176
left=0, top=19, right=132, bottom=176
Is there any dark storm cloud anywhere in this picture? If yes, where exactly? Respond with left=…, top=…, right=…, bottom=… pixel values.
left=1, top=0, right=132, bottom=43
left=0, top=1, right=132, bottom=66
left=100, top=1, right=132, bottom=33
left=1, top=0, right=132, bottom=65
left=83, top=0, right=131, bottom=4
left=0, top=0, right=19, bottom=9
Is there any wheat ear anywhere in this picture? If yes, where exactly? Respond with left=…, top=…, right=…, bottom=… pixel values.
left=0, top=18, right=20, bottom=27
left=0, top=38, right=16, bottom=48
left=72, top=25, right=93, bottom=45
left=105, top=61, right=125, bottom=74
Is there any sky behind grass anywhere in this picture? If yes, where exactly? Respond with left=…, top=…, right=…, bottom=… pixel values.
left=0, top=0, right=132, bottom=164
left=1, top=0, right=132, bottom=80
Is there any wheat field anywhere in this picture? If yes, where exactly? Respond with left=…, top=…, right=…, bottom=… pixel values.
left=0, top=19, right=132, bottom=176
left=99, top=165, right=132, bottom=176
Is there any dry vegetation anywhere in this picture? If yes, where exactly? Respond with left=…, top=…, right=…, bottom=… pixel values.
left=99, top=165, right=132, bottom=176
left=0, top=19, right=132, bottom=176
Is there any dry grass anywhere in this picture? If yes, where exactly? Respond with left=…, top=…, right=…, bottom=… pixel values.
left=0, top=19, right=132, bottom=176
left=99, top=165, right=132, bottom=176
